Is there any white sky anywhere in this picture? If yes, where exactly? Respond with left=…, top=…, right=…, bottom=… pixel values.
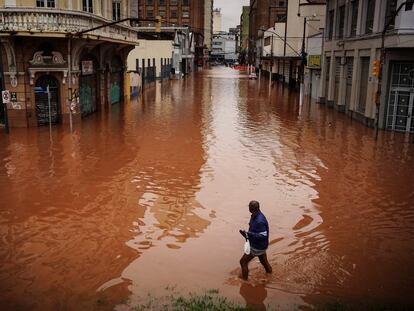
left=214, top=0, right=250, bottom=32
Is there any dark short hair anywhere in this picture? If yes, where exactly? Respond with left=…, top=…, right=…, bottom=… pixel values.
left=249, top=200, right=260, bottom=211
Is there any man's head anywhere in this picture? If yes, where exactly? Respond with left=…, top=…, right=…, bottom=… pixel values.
left=248, top=200, right=260, bottom=214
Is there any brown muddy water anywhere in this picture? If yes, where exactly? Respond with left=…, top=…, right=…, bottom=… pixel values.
left=1, top=67, right=414, bottom=310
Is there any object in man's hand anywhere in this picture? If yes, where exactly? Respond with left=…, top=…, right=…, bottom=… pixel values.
left=239, top=229, right=247, bottom=239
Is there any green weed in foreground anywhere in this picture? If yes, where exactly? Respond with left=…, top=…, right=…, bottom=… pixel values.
left=131, top=291, right=260, bottom=311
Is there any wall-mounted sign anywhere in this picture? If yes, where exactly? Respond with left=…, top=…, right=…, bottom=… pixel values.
left=82, top=60, right=94, bottom=75
left=307, top=55, right=321, bottom=69
left=11, top=92, right=17, bottom=102
left=2, top=90, right=10, bottom=104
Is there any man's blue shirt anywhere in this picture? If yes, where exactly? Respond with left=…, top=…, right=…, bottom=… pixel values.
left=247, top=211, right=269, bottom=250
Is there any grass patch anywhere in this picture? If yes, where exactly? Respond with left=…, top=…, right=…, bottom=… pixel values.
left=131, top=290, right=260, bottom=311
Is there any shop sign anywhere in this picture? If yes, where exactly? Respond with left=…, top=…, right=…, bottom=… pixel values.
left=82, top=60, right=94, bottom=75
left=2, top=90, right=10, bottom=104
left=308, top=55, right=321, bottom=69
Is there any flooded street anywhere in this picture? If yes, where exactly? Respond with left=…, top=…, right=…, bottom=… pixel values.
left=1, top=67, right=414, bottom=310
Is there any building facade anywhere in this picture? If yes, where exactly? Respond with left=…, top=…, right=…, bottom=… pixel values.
left=135, top=0, right=206, bottom=65
left=213, top=8, right=222, bottom=34
left=259, top=0, right=326, bottom=88
left=0, top=0, right=138, bottom=128
left=239, top=6, right=250, bottom=64
left=321, top=0, right=414, bottom=132
left=204, top=0, right=214, bottom=51
left=248, top=0, right=288, bottom=65
left=211, top=33, right=238, bottom=63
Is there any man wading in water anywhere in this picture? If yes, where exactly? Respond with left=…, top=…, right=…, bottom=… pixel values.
left=239, top=200, right=272, bottom=280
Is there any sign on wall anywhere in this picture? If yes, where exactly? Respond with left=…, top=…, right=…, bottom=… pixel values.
left=2, top=90, right=10, bottom=104
left=82, top=61, right=94, bottom=75
left=307, top=55, right=321, bottom=69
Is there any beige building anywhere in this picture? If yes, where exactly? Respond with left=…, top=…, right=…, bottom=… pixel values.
left=127, top=39, right=173, bottom=95
left=213, top=8, right=222, bottom=34
left=0, top=0, right=139, bottom=128
left=321, top=0, right=414, bottom=132
left=204, top=0, right=214, bottom=50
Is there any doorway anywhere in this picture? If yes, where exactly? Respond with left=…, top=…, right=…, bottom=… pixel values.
left=386, top=62, right=414, bottom=133
left=35, top=75, right=60, bottom=126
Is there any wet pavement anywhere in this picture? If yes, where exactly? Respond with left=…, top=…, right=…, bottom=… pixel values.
left=1, top=67, right=414, bottom=310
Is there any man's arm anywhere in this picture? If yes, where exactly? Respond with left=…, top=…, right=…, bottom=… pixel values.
left=247, top=221, right=268, bottom=240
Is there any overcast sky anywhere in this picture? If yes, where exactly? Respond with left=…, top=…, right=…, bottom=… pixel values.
left=214, top=0, right=250, bottom=32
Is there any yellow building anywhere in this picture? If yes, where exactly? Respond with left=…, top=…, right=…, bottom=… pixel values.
left=0, top=0, right=139, bottom=127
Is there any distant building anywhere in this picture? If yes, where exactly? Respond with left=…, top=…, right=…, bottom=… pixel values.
left=213, top=8, right=222, bottom=34
left=211, top=33, right=238, bottom=63
left=258, top=0, right=325, bottom=88
left=248, top=0, right=288, bottom=64
left=240, top=6, right=250, bottom=64
left=321, top=0, right=414, bottom=133
left=135, top=0, right=206, bottom=65
left=204, top=0, right=214, bottom=51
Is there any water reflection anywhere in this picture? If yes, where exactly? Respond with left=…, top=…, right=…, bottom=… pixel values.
left=239, top=282, right=267, bottom=310
left=0, top=67, right=413, bottom=310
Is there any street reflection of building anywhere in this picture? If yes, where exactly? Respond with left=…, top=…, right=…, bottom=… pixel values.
left=0, top=1, right=139, bottom=128
left=321, top=0, right=414, bottom=133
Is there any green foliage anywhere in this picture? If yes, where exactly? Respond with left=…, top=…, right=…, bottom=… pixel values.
left=131, top=290, right=261, bottom=311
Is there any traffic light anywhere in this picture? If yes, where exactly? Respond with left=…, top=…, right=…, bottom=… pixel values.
left=373, top=60, right=381, bottom=78
left=155, top=16, right=161, bottom=33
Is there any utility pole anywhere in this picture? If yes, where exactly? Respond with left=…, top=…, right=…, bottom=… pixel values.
left=301, top=17, right=307, bottom=85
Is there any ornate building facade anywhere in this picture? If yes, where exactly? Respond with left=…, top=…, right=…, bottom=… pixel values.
left=0, top=0, right=139, bottom=127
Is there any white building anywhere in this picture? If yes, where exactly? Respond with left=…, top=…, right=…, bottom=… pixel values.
left=211, top=33, right=238, bottom=62
left=213, top=8, right=222, bottom=34
left=322, top=0, right=414, bottom=133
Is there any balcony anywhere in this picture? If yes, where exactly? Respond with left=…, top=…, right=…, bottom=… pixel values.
left=0, top=7, right=139, bottom=44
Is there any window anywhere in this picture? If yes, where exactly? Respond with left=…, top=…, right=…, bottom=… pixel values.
left=327, top=10, right=334, bottom=40
left=170, top=0, right=177, bottom=5
left=277, top=0, right=285, bottom=7
left=36, top=0, right=55, bottom=7
left=182, top=11, right=189, bottom=18
left=147, top=9, right=154, bottom=18
left=147, top=0, right=153, bottom=4
left=170, top=10, right=177, bottom=18
left=365, top=0, right=375, bottom=34
left=112, top=0, right=121, bottom=20
left=350, top=0, right=359, bottom=37
left=337, top=5, right=345, bottom=39
left=83, top=0, right=93, bottom=13
left=264, top=37, right=271, bottom=46
left=159, top=0, right=165, bottom=4
left=276, top=14, right=286, bottom=22
left=183, top=0, right=190, bottom=6
left=159, top=10, right=166, bottom=18
left=385, top=0, right=397, bottom=30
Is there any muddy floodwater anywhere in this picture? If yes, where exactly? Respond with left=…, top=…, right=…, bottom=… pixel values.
left=1, top=67, right=414, bottom=310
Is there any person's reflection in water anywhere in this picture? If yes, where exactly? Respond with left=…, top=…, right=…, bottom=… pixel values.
left=239, top=282, right=268, bottom=311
